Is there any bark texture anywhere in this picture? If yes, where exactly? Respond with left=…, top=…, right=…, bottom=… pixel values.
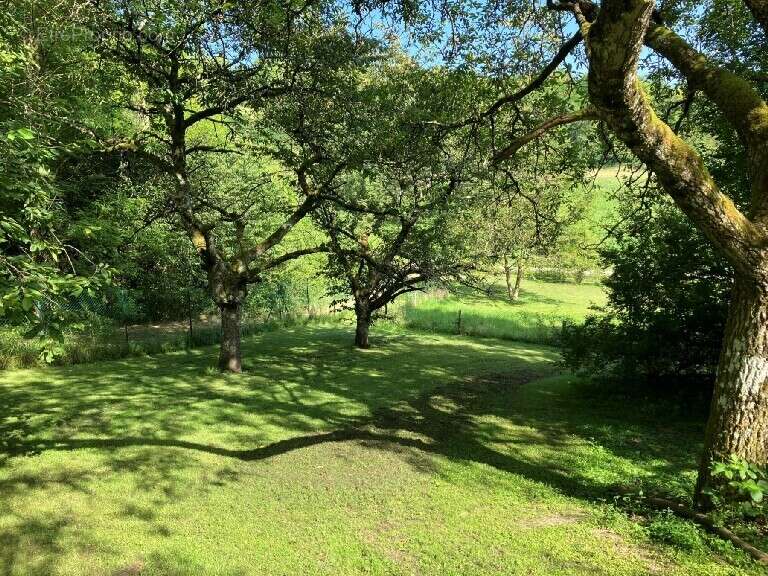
left=218, top=301, right=243, bottom=373
left=354, top=300, right=371, bottom=349
left=695, top=276, right=768, bottom=505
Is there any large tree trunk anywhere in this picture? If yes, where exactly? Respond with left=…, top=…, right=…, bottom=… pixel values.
left=218, top=301, right=243, bottom=373
left=695, top=275, right=768, bottom=507
left=354, top=300, right=371, bottom=349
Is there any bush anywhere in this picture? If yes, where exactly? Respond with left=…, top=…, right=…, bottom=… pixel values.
left=531, top=268, right=571, bottom=283
left=560, top=204, right=730, bottom=394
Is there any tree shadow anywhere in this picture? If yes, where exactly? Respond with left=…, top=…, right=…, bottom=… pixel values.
left=3, top=356, right=699, bottom=501
left=448, top=282, right=564, bottom=307
left=0, top=326, right=704, bottom=572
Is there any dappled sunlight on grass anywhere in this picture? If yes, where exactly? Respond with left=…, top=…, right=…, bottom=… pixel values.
left=0, top=326, right=757, bottom=575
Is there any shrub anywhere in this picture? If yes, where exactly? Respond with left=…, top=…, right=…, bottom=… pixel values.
left=560, top=204, right=730, bottom=394
left=531, top=268, right=570, bottom=283
left=708, top=456, right=768, bottom=519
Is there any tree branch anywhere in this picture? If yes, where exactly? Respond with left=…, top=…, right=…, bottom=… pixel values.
left=584, top=0, right=764, bottom=277
left=482, top=31, right=584, bottom=119
left=250, top=245, right=328, bottom=280
left=245, top=194, right=319, bottom=264
left=492, top=107, right=598, bottom=163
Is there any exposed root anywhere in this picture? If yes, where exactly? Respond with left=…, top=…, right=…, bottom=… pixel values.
left=644, top=495, right=768, bottom=564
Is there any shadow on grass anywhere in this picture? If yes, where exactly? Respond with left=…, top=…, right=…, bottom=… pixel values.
left=2, top=333, right=698, bottom=498
left=0, top=325, right=704, bottom=573
left=442, top=282, right=564, bottom=307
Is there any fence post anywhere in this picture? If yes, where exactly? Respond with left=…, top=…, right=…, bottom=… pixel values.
left=456, top=309, right=462, bottom=335
left=187, top=299, right=194, bottom=348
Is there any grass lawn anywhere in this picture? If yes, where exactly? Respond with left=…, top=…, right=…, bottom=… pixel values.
left=400, top=280, right=607, bottom=344
left=0, top=325, right=760, bottom=575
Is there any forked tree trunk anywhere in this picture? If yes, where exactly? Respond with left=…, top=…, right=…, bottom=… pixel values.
left=354, top=300, right=371, bottom=349
left=504, top=255, right=524, bottom=302
left=695, top=276, right=768, bottom=507
left=503, top=254, right=514, bottom=301
left=219, top=301, right=243, bottom=373
left=512, top=259, right=524, bottom=301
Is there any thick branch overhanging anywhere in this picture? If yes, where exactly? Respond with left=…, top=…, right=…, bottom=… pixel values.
left=492, top=107, right=597, bottom=163
left=245, top=193, right=320, bottom=264
left=643, top=22, right=768, bottom=218
left=247, top=245, right=328, bottom=282
left=644, top=23, right=768, bottom=157
left=584, top=0, right=765, bottom=278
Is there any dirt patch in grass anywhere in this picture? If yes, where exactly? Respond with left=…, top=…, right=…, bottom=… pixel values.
left=112, top=560, right=145, bottom=576
left=594, top=528, right=675, bottom=575
left=517, top=510, right=588, bottom=529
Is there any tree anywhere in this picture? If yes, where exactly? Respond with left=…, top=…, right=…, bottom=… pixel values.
left=492, top=0, right=768, bottom=505
left=93, top=0, right=370, bottom=371
left=0, top=0, right=115, bottom=354
left=469, top=166, right=587, bottom=301
left=318, top=171, right=467, bottom=348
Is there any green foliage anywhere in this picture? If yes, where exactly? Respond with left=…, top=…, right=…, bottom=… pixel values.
left=0, top=125, right=112, bottom=351
left=560, top=202, right=730, bottom=390
left=530, top=268, right=571, bottom=284
left=708, top=456, right=768, bottom=519
left=647, top=510, right=706, bottom=551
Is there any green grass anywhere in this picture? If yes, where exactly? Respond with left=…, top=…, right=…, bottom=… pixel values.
left=0, top=325, right=761, bottom=575
left=399, top=280, right=607, bottom=344
left=0, top=315, right=333, bottom=370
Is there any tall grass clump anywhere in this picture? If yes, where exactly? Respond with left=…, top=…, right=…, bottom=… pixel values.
left=399, top=298, right=564, bottom=344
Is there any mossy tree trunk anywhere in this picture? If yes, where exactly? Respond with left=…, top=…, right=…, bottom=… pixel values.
left=581, top=0, right=768, bottom=505
left=695, top=275, right=768, bottom=504
left=502, top=0, right=768, bottom=505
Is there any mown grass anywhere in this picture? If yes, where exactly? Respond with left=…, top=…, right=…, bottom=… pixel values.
left=0, top=325, right=761, bottom=575
left=0, top=314, right=333, bottom=370
left=0, top=280, right=603, bottom=369
left=398, top=280, right=607, bottom=344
